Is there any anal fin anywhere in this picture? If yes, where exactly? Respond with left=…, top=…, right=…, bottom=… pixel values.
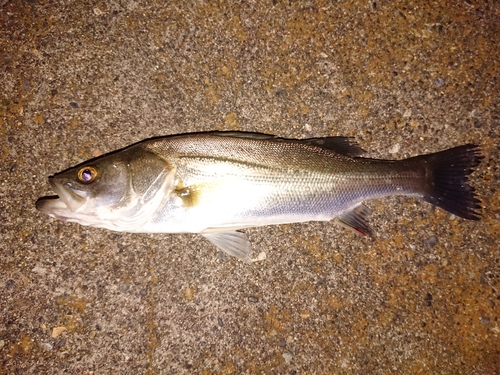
left=202, top=231, right=253, bottom=263
left=335, top=204, right=373, bottom=236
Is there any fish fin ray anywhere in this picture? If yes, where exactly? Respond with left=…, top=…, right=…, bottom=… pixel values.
left=207, top=131, right=279, bottom=140
left=335, top=204, right=373, bottom=236
left=202, top=231, right=253, bottom=263
left=414, top=144, right=482, bottom=220
left=301, top=137, right=365, bottom=156
left=208, top=132, right=365, bottom=156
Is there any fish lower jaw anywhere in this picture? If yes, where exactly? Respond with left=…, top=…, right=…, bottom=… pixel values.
left=48, top=180, right=87, bottom=212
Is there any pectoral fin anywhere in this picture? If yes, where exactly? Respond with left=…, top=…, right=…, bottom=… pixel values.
left=335, top=204, right=373, bottom=236
left=202, top=231, right=253, bottom=263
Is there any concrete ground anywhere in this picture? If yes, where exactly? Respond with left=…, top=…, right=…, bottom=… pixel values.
left=1, top=1, right=499, bottom=374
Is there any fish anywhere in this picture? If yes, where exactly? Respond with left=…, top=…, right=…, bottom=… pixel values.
left=36, top=132, right=482, bottom=262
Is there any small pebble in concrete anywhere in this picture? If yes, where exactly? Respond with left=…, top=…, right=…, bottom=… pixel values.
left=425, top=293, right=433, bottom=307
left=92, top=149, right=103, bottom=157
left=119, top=283, right=130, bottom=293
left=52, top=326, right=66, bottom=338
left=481, top=316, right=490, bottom=324
left=389, top=143, right=400, bottom=154
left=184, top=287, right=194, bottom=300
left=282, top=352, right=293, bottom=365
left=253, top=252, right=267, bottom=262
left=32, top=264, right=47, bottom=275
left=41, top=342, right=53, bottom=351
left=426, top=236, right=437, bottom=248
left=53, top=339, right=65, bottom=349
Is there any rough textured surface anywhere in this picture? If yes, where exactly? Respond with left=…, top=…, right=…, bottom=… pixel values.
left=1, top=1, right=499, bottom=374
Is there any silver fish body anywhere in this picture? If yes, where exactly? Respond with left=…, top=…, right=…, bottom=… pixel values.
left=36, top=132, right=482, bottom=262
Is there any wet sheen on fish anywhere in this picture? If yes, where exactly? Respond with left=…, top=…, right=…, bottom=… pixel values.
left=36, top=132, right=482, bottom=262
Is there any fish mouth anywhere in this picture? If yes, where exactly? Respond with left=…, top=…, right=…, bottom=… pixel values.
left=35, top=196, right=72, bottom=221
left=36, top=178, right=88, bottom=219
left=49, top=178, right=88, bottom=211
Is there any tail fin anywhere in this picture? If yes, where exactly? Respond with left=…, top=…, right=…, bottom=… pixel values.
left=414, top=144, right=482, bottom=220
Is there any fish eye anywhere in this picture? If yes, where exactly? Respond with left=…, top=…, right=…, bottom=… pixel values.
left=77, top=166, right=99, bottom=183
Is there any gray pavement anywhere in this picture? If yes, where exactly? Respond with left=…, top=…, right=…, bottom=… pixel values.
left=1, top=1, right=499, bottom=374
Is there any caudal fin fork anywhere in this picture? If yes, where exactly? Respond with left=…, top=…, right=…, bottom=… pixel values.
left=417, top=144, right=482, bottom=220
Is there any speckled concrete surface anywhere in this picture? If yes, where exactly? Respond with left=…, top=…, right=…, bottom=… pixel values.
left=1, top=1, right=499, bottom=374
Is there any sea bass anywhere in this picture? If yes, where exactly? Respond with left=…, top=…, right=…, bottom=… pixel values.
left=36, top=132, right=482, bottom=262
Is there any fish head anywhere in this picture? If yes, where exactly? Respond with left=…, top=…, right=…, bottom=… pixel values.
left=36, top=147, right=175, bottom=230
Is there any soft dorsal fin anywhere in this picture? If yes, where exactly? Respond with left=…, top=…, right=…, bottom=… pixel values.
left=300, top=137, right=365, bottom=157
left=208, top=132, right=365, bottom=157
left=335, top=204, right=373, bottom=236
